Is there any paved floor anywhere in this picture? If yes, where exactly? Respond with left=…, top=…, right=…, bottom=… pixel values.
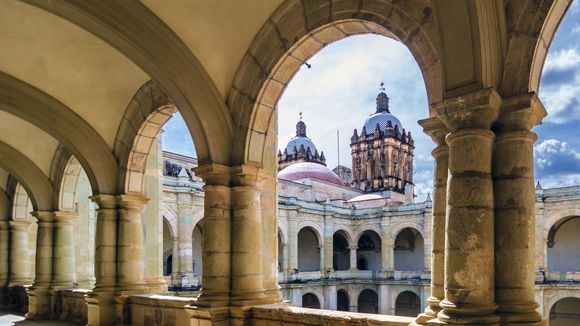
left=0, top=312, right=78, bottom=325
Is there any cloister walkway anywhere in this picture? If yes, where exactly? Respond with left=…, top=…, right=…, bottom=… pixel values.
left=0, top=312, right=77, bottom=326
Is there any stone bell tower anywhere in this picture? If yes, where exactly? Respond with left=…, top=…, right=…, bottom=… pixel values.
left=350, top=83, right=415, bottom=201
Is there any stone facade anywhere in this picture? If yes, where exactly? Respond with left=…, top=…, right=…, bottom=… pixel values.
left=0, top=1, right=577, bottom=325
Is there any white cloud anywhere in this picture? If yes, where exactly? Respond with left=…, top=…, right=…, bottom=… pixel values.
left=544, top=48, right=580, bottom=72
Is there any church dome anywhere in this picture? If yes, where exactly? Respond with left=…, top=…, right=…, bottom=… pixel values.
left=285, top=136, right=317, bottom=154
left=363, top=112, right=403, bottom=132
left=284, top=117, right=318, bottom=153
left=278, top=162, right=342, bottom=185
left=361, top=85, right=403, bottom=132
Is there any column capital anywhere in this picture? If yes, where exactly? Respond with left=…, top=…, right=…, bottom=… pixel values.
left=52, top=210, right=78, bottom=222
left=31, top=211, right=53, bottom=222
left=231, top=164, right=265, bottom=187
left=419, top=116, right=449, bottom=146
left=117, top=194, right=149, bottom=210
left=192, top=163, right=231, bottom=186
left=90, top=194, right=117, bottom=209
left=494, top=92, right=546, bottom=133
left=435, top=88, right=501, bottom=131
left=9, top=219, right=32, bottom=229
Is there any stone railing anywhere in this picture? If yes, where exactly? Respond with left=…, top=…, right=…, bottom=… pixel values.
left=130, top=294, right=195, bottom=325
left=544, top=271, right=580, bottom=283
left=251, top=303, right=415, bottom=325
left=279, top=270, right=428, bottom=284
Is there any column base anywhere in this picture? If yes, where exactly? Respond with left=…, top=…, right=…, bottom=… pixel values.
left=25, top=286, right=52, bottom=319
left=498, top=303, right=545, bottom=326
left=86, top=290, right=116, bottom=326
left=437, top=300, right=500, bottom=325
left=412, top=297, right=441, bottom=325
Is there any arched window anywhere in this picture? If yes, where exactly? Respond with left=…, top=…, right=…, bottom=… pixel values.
left=358, top=289, right=378, bottom=314
left=395, top=291, right=421, bottom=317
left=337, top=290, right=349, bottom=312
left=333, top=232, right=350, bottom=271
left=302, top=293, right=320, bottom=309
left=298, top=227, right=320, bottom=272
left=549, top=297, right=580, bottom=325
left=394, top=228, right=424, bottom=271
left=357, top=230, right=382, bottom=271
left=547, top=216, right=580, bottom=272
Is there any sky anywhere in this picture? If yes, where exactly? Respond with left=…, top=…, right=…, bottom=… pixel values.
left=163, top=0, right=580, bottom=201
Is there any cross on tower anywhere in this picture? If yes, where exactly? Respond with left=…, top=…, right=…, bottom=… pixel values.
left=299, top=111, right=303, bottom=121
left=379, top=81, right=385, bottom=92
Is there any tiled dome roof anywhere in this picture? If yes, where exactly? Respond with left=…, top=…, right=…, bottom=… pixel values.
left=278, top=162, right=342, bottom=185
left=363, top=111, right=403, bottom=132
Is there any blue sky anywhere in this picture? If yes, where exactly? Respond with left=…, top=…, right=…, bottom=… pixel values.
left=163, top=1, right=580, bottom=200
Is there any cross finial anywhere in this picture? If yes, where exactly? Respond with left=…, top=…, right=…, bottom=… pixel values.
left=299, top=111, right=303, bottom=121
left=379, top=81, right=385, bottom=92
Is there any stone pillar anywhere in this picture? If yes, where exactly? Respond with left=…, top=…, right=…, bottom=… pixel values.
left=116, top=195, right=149, bottom=324
left=435, top=89, right=501, bottom=325
left=116, top=195, right=148, bottom=292
left=230, top=165, right=266, bottom=304
left=281, top=243, right=289, bottom=273
left=51, top=211, right=78, bottom=288
left=26, top=211, right=54, bottom=319
left=287, top=210, right=298, bottom=273
left=194, top=164, right=231, bottom=307
left=86, top=195, right=117, bottom=326
left=493, top=93, right=545, bottom=325
left=0, top=219, right=9, bottom=307
left=379, top=284, right=391, bottom=315
left=323, top=215, right=334, bottom=273
left=381, top=219, right=394, bottom=272
left=8, top=220, right=33, bottom=285
left=414, top=117, right=449, bottom=325
left=324, top=285, right=337, bottom=310
left=171, top=237, right=179, bottom=281
left=349, top=246, right=357, bottom=271
left=260, top=174, right=282, bottom=302
left=176, top=192, right=194, bottom=286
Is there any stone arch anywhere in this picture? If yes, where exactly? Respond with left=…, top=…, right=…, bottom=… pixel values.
left=0, top=190, right=8, bottom=220
left=297, top=221, right=323, bottom=245
left=56, top=155, right=84, bottom=212
left=334, top=227, right=355, bottom=247
left=228, top=0, right=444, bottom=168
left=302, top=288, right=323, bottom=309
left=333, top=230, right=351, bottom=271
left=12, top=183, right=32, bottom=220
left=354, top=225, right=383, bottom=244
left=393, top=226, right=425, bottom=271
left=545, top=292, right=580, bottom=317
left=297, top=226, right=322, bottom=272
left=162, top=202, right=178, bottom=236
left=501, top=0, right=573, bottom=97
left=0, top=141, right=53, bottom=211
left=544, top=208, right=580, bottom=240
left=30, top=2, right=234, bottom=165
left=337, top=288, right=350, bottom=312
left=395, top=290, right=421, bottom=317
left=278, top=225, right=288, bottom=246
left=358, top=288, right=379, bottom=314
left=356, top=229, right=382, bottom=271
left=546, top=215, right=580, bottom=272
left=115, top=80, right=178, bottom=195
left=391, top=222, right=425, bottom=242
left=162, top=215, right=176, bottom=240
left=0, top=72, right=117, bottom=195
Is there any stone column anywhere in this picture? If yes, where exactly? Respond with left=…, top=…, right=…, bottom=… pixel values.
left=230, top=165, right=266, bottom=304
left=349, top=246, right=357, bottom=271
left=324, top=285, right=337, bottom=310
left=26, top=211, right=54, bottom=319
left=287, top=210, right=298, bottom=273
left=116, top=195, right=148, bottom=292
left=381, top=219, right=394, bottom=272
left=0, top=219, right=9, bottom=308
left=176, top=192, right=194, bottom=286
left=260, top=174, right=282, bottom=302
left=435, top=89, right=501, bottom=325
left=8, top=220, right=33, bottom=285
left=171, top=237, right=179, bottom=283
left=194, top=164, right=231, bottom=307
left=86, top=195, right=117, bottom=326
left=51, top=211, right=78, bottom=288
left=493, top=93, right=545, bottom=325
left=323, top=214, right=334, bottom=273
left=413, top=117, right=449, bottom=325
